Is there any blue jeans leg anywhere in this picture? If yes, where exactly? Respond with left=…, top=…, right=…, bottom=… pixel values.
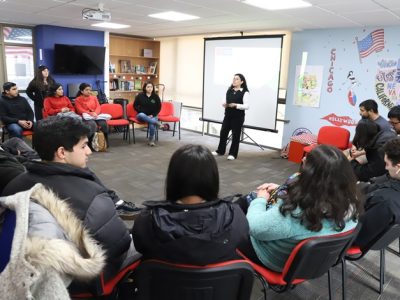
left=136, top=113, right=158, bottom=139
left=7, top=123, right=24, bottom=139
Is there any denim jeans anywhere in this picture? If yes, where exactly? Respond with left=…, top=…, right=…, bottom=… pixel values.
left=6, top=123, right=24, bottom=139
left=136, top=113, right=158, bottom=139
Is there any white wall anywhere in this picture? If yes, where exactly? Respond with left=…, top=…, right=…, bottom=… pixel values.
left=158, top=31, right=292, bottom=108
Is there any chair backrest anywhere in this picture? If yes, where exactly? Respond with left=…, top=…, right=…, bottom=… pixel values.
left=369, top=223, right=400, bottom=251
left=134, top=259, right=254, bottom=300
left=158, top=101, right=174, bottom=117
left=317, top=126, right=350, bottom=149
left=126, top=103, right=138, bottom=118
left=100, top=103, right=123, bottom=119
left=283, top=227, right=359, bottom=284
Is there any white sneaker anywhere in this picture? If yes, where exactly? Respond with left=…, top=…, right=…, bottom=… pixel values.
left=211, top=151, right=219, bottom=156
left=227, top=155, right=235, bottom=160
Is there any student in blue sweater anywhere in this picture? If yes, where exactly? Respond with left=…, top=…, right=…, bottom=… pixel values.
left=239, top=145, right=363, bottom=272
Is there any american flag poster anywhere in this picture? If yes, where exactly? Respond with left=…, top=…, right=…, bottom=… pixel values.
left=356, top=29, right=384, bottom=61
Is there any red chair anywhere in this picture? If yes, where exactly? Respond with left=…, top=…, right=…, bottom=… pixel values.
left=342, top=223, right=400, bottom=295
left=100, top=103, right=130, bottom=144
left=238, top=227, right=359, bottom=300
left=71, top=255, right=142, bottom=299
left=303, top=126, right=350, bottom=154
left=158, top=101, right=181, bottom=140
left=133, top=259, right=254, bottom=300
left=126, top=104, right=157, bottom=144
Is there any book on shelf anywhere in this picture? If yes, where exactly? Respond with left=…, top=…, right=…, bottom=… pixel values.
left=149, top=61, right=157, bottom=74
left=134, top=64, right=146, bottom=74
left=119, top=60, right=131, bottom=73
left=134, top=79, right=142, bottom=90
left=109, top=63, right=116, bottom=73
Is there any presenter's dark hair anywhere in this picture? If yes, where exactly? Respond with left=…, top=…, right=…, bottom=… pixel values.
left=2, top=82, right=16, bottom=92
left=388, top=106, right=400, bottom=120
left=280, top=145, right=362, bottom=232
left=166, top=144, right=219, bottom=202
left=48, top=83, right=63, bottom=97
left=359, top=99, right=378, bottom=113
left=142, top=81, right=156, bottom=97
left=33, top=116, right=91, bottom=161
left=383, top=138, right=400, bottom=165
left=76, top=83, right=91, bottom=97
left=352, top=119, right=379, bottom=149
left=32, top=65, right=55, bottom=91
left=229, top=73, right=249, bottom=93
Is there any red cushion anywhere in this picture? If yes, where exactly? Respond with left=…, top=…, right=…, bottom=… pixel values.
left=303, top=143, right=317, bottom=154
left=346, top=246, right=362, bottom=256
left=107, top=120, right=129, bottom=126
left=22, top=130, right=34, bottom=136
left=158, top=116, right=179, bottom=122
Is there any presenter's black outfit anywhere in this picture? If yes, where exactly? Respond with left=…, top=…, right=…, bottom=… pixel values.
left=216, top=88, right=246, bottom=159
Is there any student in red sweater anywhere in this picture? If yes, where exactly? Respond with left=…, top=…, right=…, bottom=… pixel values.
left=43, top=83, right=80, bottom=119
left=74, top=83, right=109, bottom=141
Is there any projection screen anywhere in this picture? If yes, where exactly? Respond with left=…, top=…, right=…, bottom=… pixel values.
left=202, top=35, right=284, bottom=132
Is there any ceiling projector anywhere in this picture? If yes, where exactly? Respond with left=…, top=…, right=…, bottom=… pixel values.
left=82, top=9, right=111, bottom=21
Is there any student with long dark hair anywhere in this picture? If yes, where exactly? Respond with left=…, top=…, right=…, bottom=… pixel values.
left=132, top=144, right=249, bottom=265
left=27, top=65, right=55, bottom=121
left=238, top=145, right=362, bottom=272
left=133, top=81, right=162, bottom=146
left=349, top=119, right=396, bottom=182
left=212, top=73, right=249, bottom=160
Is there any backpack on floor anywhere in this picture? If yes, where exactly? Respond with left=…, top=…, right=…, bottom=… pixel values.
left=92, top=131, right=107, bottom=152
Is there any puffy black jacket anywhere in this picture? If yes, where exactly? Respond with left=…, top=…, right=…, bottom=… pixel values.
left=132, top=198, right=249, bottom=265
left=354, top=175, right=400, bottom=249
left=2, top=161, right=131, bottom=275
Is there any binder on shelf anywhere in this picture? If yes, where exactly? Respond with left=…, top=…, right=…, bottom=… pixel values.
left=120, top=60, right=131, bottom=73
left=149, top=61, right=157, bottom=74
left=142, top=48, right=153, bottom=57
left=134, top=79, right=142, bottom=90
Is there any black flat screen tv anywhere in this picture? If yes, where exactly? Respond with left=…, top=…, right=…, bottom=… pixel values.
left=53, top=44, right=105, bottom=75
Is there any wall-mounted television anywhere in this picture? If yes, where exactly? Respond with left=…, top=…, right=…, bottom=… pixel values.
left=53, top=44, right=105, bottom=75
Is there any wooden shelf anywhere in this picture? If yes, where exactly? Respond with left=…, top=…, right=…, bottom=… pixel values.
left=110, top=73, right=158, bottom=77
left=109, top=54, right=159, bottom=59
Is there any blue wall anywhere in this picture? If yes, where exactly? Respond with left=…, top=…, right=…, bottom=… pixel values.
left=283, top=26, right=400, bottom=144
left=34, top=25, right=105, bottom=96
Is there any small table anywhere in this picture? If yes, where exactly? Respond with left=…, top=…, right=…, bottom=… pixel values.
left=288, top=133, right=317, bottom=163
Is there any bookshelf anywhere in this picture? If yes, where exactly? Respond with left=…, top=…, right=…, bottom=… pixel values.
left=109, top=34, right=160, bottom=102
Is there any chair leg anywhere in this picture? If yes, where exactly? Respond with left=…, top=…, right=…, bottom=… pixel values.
left=178, top=121, right=181, bottom=140
left=341, top=258, right=347, bottom=300
left=172, top=122, right=176, bottom=137
left=254, top=272, right=268, bottom=300
left=328, top=268, right=332, bottom=300
left=379, top=249, right=385, bottom=294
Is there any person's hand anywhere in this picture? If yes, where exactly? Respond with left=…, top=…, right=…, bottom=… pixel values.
left=61, top=107, right=69, bottom=113
left=257, top=183, right=279, bottom=192
left=222, top=103, right=227, bottom=108
left=228, top=103, right=237, bottom=108
left=149, top=115, right=153, bottom=118
left=256, top=188, right=270, bottom=200
left=18, top=120, right=30, bottom=129
left=26, top=121, right=33, bottom=129
left=90, top=112, right=98, bottom=117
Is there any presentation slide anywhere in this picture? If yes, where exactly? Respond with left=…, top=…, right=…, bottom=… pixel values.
left=202, top=35, right=283, bottom=131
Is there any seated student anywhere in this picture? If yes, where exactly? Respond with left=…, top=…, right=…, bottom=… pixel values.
left=359, top=99, right=392, bottom=132
left=0, top=184, right=105, bottom=300
left=349, top=119, right=396, bottom=182
left=238, top=145, right=362, bottom=272
left=132, top=144, right=249, bottom=265
left=388, top=105, right=400, bottom=135
left=43, top=83, right=80, bottom=119
left=0, top=82, right=34, bottom=139
left=74, top=83, right=110, bottom=143
left=134, top=82, right=162, bottom=146
left=353, top=138, right=400, bottom=248
left=3, top=116, right=140, bottom=278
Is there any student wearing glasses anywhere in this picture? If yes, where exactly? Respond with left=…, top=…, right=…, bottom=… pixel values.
left=388, top=106, right=400, bottom=135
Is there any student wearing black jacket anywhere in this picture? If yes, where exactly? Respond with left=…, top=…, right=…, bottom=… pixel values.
left=133, top=81, right=161, bottom=146
left=132, top=144, right=249, bottom=265
left=26, top=65, right=55, bottom=120
left=3, top=116, right=137, bottom=278
left=0, top=82, right=34, bottom=138
left=354, top=138, right=400, bottom=248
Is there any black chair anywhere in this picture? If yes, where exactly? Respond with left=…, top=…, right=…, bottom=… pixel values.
left=133, top=259, right=254, bottom=300
left=238, top=226, right=360, bottom=300
left=342, top=223, right=400, bottom=294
